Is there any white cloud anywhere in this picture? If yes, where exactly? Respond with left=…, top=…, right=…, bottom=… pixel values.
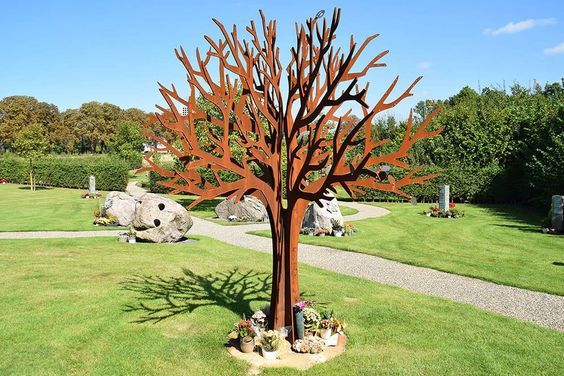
left=544, top=42, right=564, bottom=55
left=417, top=61, right=432, bottom=70
left=484, top=18, right=556, bottom=36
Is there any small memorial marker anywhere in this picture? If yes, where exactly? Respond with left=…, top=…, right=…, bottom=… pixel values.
left=439, top=184, right=449, bottom=212
left=552, top=195, right=564, bottom=231
left=89, top=175, right=96, bottom=196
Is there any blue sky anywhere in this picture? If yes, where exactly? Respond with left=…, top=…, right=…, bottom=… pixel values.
left=1, top=0, right=562, bottom=119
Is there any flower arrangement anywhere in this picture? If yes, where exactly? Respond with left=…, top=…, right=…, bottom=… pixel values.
left=227, top=319, right=256, bottom=340
left=344, top=223, right=356, bottom=236
left=300, top=227, right=315, bottom=236
left=319, top=319, right=332, bottom=330
left=302, top=307, right=321, bottom=332
left=426, top=206, right=464, bottom=219
left=314, top=228, right=331, bottom=236
left=319, top=310, right=346, bottom=337
left=294, top=300, right=314, bottom=311
left=260, top=330, right=281, bottom=352
left=81, top=191, right=101, bottom=199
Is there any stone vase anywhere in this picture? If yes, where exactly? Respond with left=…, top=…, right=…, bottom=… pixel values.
left=239, top=337, right=255, bottom=353
left=261, top=347, right=278, bottom=360
left=293, top=308, right=305, bottom=340
left=320, top=328, right=332, bottom=340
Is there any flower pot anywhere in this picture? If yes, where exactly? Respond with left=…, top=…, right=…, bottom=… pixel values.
left=293, top=308, right=305, bottom=340
left=261, top=347, right=278, bottom=360
left=128, top=236, right=136, bottom=243
left=239, top=336, right=255, bottom=353
left=333, top=230, right=343, bottom=237
left=320, top=328, right=332, bottom=340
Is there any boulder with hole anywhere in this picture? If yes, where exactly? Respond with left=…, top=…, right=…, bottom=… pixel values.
left=214, top=195, right=268, bottom=222
left=132, top=193, right=193, bottom=243
left=102, top=191, right=137, bottom=226
left=301, top=191, right=343, bottom=233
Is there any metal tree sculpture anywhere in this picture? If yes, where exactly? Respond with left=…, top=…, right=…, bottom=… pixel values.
left=141, top=8, right=442, bottom=336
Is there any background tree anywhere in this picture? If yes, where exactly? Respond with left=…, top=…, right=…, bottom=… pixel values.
left=0, top=96, right=60, bottom=151
left=109, top=120, right=146, bottom=168
left=142, top=8, right=442, bottom=336
left=13, top=124, right=48, bottom=191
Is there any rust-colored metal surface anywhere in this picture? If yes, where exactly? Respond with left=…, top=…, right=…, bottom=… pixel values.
left=140, top=8, right=442, bottom=339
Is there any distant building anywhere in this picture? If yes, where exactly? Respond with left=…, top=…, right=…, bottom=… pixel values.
left=181, top=106, right=189, bottom=116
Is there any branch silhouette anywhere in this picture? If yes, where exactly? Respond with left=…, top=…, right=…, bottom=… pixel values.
left=121, top=268, right=271, bottom=324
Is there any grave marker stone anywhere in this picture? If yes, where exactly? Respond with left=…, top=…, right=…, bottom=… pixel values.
left=551, top=195, right=564, bottom=231
left=439, top=184, right=449, bottom=211
left=89, top=175, right=96, bottom=196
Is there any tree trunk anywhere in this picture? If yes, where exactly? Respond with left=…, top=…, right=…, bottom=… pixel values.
left=29, top=160, right=34, bottom=192
left=268, top=200, right=306, bottom=341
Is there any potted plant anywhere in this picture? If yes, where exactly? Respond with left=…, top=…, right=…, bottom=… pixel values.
left=314, top=228, right=330, bottom=237
left=127, top=227, right=136, bottom=243
left=302, top=306, right=321, bottom=335
left=260, top=330, right=280, bottom=360
left=228, top=319, right=257, bottom=353
left=331, top=219, right=344, bottom=237
left=293, top=300, right=314, bottom=340
left=319, top=319, right=332, bottom=339
left=301, top=227, right=315, bottom=236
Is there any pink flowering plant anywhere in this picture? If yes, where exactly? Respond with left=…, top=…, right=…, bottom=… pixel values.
left=294, top=300, right=315, bottom=311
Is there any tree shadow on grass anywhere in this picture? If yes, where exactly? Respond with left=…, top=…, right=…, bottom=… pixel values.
left=121, top=268, right=271, bottom=323
left=121, top=267, right=320, bottom=324
left=17, top=185, right=53, bottom=190
left=479, top=205, right=547, bottom=233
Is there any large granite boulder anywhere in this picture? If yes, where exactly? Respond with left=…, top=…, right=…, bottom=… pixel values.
left=215, top=195, right=268, bottom=222
left=301, top=191, right=343, bottom=233
left=102, top=191, right=137, bottom=226
left=132, top=193, right=193, bottom=243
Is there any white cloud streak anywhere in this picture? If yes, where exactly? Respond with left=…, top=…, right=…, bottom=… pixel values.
left=417, top=61, right=432, bottom=70
left=484, top=18, right=556, bottom=36
left=544, top=42, right=564, bottom=55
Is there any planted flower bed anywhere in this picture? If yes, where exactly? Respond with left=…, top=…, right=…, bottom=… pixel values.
left=425, top=203, right=465, bottom=219
left=227, top=300, right=346, bottom=366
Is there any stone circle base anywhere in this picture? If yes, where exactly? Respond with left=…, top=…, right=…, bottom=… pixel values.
left=226, top=335, right=346, bottom=374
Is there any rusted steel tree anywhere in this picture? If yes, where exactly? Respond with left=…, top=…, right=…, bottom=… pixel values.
left=141, top=8, right=442, bottom=335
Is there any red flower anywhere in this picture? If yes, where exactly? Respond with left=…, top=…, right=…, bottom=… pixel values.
left=449, top=202, right=455, bottom=208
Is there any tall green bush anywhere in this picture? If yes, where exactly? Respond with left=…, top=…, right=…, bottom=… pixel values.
left=0, top=154, right=128, bottom=191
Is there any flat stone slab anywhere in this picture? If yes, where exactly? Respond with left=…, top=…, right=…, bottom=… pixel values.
left=227, top=336, right=346, bottom=374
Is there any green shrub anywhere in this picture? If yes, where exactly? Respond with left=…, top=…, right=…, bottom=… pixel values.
left=0, top=154, right=128, bottom=191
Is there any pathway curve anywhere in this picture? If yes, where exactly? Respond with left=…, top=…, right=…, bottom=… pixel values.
left=1, top=196, right=562, bottom=332
left=188, top=203, right=564, bottom=332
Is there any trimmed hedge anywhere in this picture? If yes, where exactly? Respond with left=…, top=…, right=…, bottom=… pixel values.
left=0, top=154, right=129, bottom=191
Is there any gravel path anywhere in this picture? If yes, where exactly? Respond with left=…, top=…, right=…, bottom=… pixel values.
left=0, top=230, right=123, bottom=239
left=189, top=203, right=564, bottom=332
left=1, top=198, right=562, bottom=332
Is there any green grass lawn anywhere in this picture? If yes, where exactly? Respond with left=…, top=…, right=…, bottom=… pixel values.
left=250, top=203, right=564, bottom=296
left=0, top=184, right=113, bottom=232
left=0, top=184, right=360, bottom=230
left=0, top=236, right=562, bottom=375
